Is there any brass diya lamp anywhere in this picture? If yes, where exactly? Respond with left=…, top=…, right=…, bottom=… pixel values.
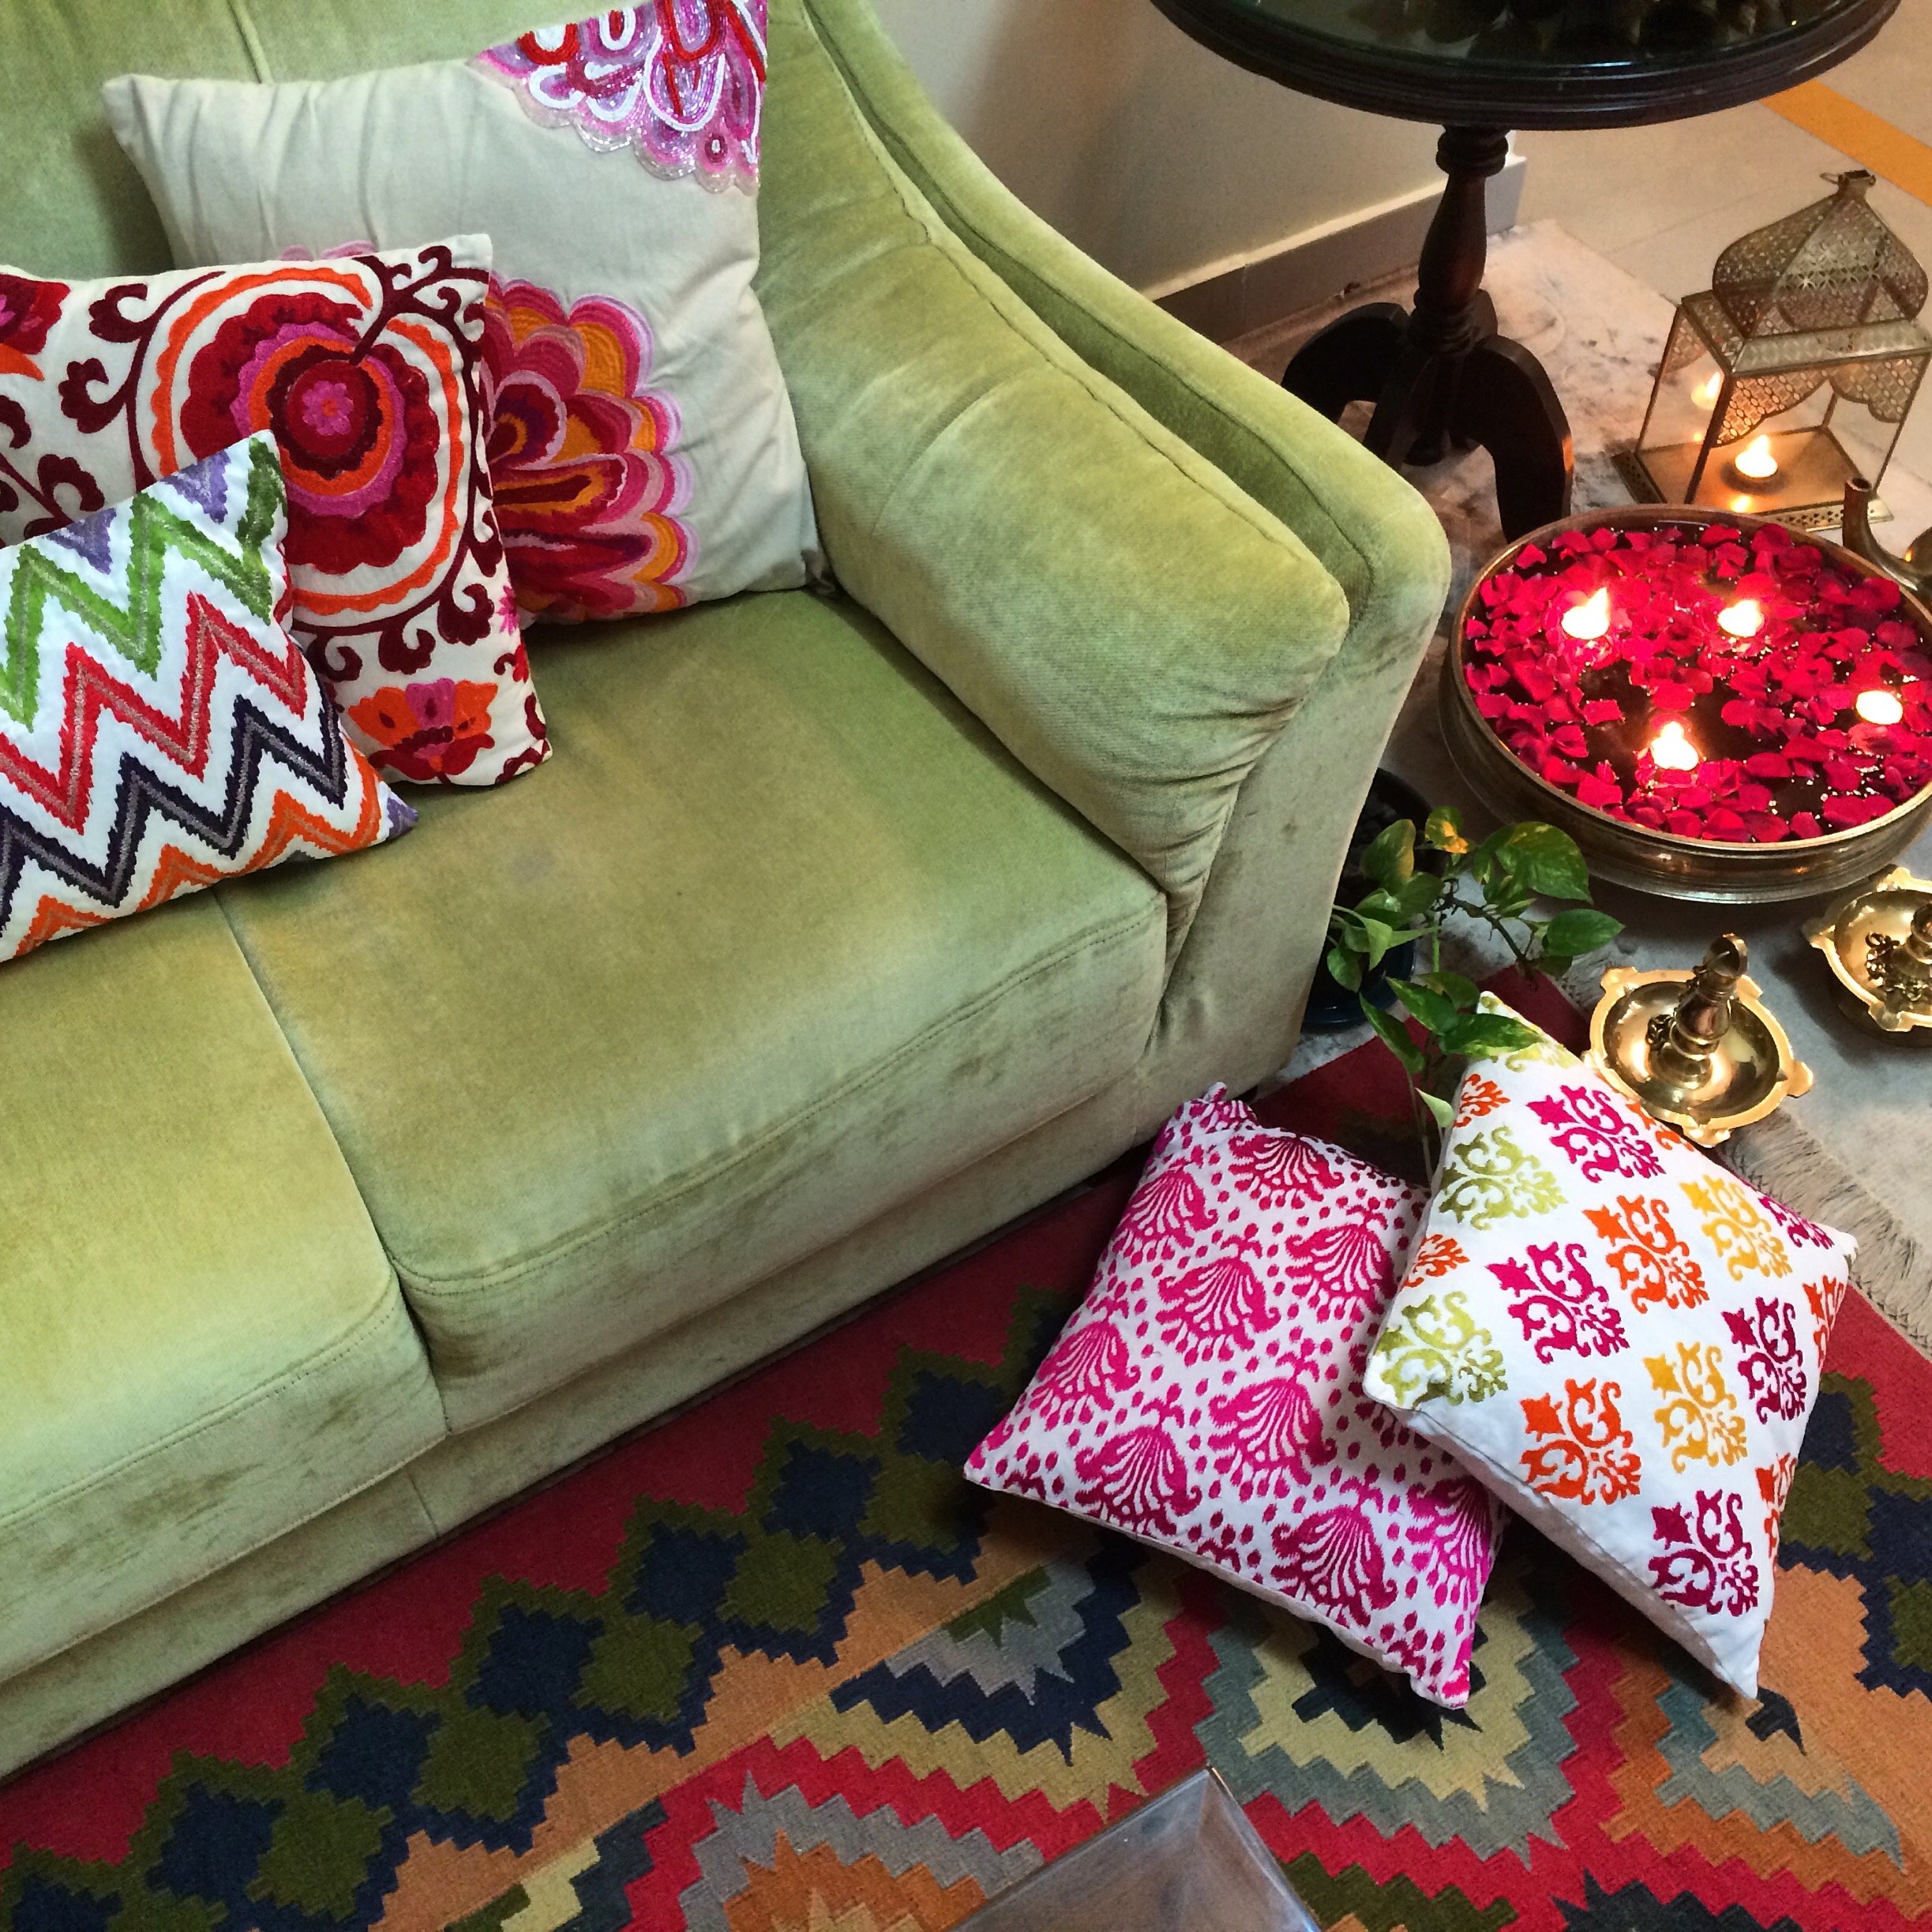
left=1589, top=935, right=1814, bottom=1146
left=1805, top=865, right=1932, bottom=1041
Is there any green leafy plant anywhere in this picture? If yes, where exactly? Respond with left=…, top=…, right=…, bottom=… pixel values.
left=1325, top=806, right=1623, bottom=1147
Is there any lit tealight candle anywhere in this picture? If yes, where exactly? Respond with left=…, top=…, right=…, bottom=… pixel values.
left=1731, top=434, right=1780, bottom=483
left=1560, top=587, right=1611, bottom=642
left=1856, top=687, right=1905, bottom=725
left=1716, top=598, right=1763, bottom=639
left=1650, top=719, right=1701, bottom=771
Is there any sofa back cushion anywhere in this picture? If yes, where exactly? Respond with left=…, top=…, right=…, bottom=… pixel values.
left=0, top=0, right=534, bottom=277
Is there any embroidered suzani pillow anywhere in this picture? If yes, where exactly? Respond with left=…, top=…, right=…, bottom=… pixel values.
left=0, top=434, right=413, bottom=961
left=0, top=241, right=546, bottom=786
left=966, top=1088, right=1505, bottom=1709
left=1360, top=1001, right=1855, bottom=1696
left=105, top=2, right=818, bottom=628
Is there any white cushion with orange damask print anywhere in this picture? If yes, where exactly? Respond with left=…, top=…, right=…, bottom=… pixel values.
left=105, top=3, right=818, bottom=631
left=966, top=1088, right=1505, bottom=1709
left=1360, top=998, right=1855, bottom=1697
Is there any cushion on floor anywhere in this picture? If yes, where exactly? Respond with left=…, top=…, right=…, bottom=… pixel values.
left=215, top=588, right=1169, bottom=1428
left=0, top=893, right=445, bottom=1686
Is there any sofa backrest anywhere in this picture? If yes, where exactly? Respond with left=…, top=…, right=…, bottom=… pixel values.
left=2, top=0, right=535, bottom=279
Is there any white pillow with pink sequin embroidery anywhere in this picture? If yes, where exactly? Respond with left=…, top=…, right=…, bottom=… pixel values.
left=964, top=1088, right=1505, bottom=1709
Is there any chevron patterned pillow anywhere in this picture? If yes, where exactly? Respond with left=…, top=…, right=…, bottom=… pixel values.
left=0, top=433, right=415, bottom=962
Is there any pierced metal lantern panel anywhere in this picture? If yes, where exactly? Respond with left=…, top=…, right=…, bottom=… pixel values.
left=1633, top=172, right=1932, bottom=528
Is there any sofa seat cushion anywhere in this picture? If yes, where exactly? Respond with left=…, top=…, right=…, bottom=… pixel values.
left=0, top=895, right=445, bottom=1686
left=215, top=588, right=1169, bottom=1429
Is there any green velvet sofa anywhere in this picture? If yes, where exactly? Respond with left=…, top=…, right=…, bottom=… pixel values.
left=0, top=0, right=1448, bottom=1779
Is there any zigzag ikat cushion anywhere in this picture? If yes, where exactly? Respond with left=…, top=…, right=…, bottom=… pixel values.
left=966, top=1088, right=1505, bottom=1709
left=0, top=238, right=547, bottom=786
left=106, top=2, right=818, bottom=628
left=0, top=433, right=413, bottom=961
left=1360, top=1000, right=1856, bottom=1697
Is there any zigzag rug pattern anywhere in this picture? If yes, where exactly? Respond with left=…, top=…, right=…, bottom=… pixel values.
left=0, top=435, right=402, bottom=958
left=3, top=999, right=1930, bottom=1931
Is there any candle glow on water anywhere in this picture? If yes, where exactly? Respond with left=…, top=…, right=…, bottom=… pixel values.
left=1560, top=587, right=1611, bottom=641
left=1650, top=720, right=1701, bottom=771
left=1717, top=598, right=1762, bottom=639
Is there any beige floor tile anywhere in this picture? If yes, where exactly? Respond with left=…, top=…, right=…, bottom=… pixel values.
left=1820, top=0, right=1932, bottom=145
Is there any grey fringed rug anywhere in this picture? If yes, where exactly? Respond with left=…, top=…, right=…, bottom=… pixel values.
left=1251, top=221, right=1932, bottom=1349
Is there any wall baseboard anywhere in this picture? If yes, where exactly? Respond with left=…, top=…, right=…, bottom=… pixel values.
left=1151, top=154, right=1526, bottom=343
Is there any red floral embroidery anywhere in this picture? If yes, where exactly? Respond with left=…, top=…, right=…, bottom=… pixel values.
left=1155, top=1253, right=1270, bottom=1355
left=1270, top=1489, right=1399, bottom=1619
left=1804, top=1274, right=1850, bottom=1364
left=1454, top=1075, right=1509, bottom=1126
left=1491, top=1240, right=1628, bottom=1361
left=1584, top=1195, right=1708, bottom=1309
left=481, top=279, right=692, bottom=623
left=1648, top=1489, right=1761, bottom=1617
left=1405, top=1232, right=1469, bottom=1282
left=1280, top=1220, right=1395, bottom=1320
left=1028, top=1317, right=1135, bottom=1429
left=346, top=677, right=497, bottom=782
left=1226, top=1130, right=1341, bottom=1208
left=0, top=274, right=65, bottom=381
left=1206, top=1361, right=1334, bottom=1492
left=1115, top=1161, right=1210, bottom=1259
left=1074, top=1417, right=1199, bottom=1540
left=1520, top=1377, right=1642, bottom=1503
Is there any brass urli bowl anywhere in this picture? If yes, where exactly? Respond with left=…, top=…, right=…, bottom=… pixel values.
left=1441, top=505, right=1932, bottom=905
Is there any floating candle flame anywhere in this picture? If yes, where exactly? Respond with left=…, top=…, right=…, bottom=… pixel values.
left=1732, top=434, right=1780, bottom=482
left=1717, top=598, right=1763, bottom=639
left=1560, top=587, right=1611, bottom=641
left=1857, top=687, right=1906, bottom=725
left=1651, top=719, right=1701, bottom=771
left=1695, top=373, right=1724, bottom=405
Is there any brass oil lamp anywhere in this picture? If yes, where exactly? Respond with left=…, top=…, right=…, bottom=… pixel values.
left=1589, top=935, right=1814, bottom=1146
left=1805, top=865, right=1932, bottom=1041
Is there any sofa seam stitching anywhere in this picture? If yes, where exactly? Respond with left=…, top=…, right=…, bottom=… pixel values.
left=392, top=894, right=1165, bottom=1299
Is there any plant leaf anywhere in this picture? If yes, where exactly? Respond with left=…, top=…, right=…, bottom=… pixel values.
left=1424, top=805, right=1469, bottom=854
left=1420, top=970, right=1481, bottom=1011
left=1355, top=889, right=1404, bottom=925
left=1541, top=907, right=1624, bottom=955
left=1326, top=943, right=1364, bottom=992
left=1420, top=1089, right=1456, bottom=1130
left=1442, top=1012, right=1542, bottom=1057
left=1497, top=823, right=1592, bottom=902
left=1386, top=977, right=1458, bottom=1036
left=1360, top=819, right=1416, bottom=892
left=1357, top=916, right=1400, bottom=968
left=1362, top=998, right=1426, bottom=1075
left=1394, top=872, right=1443, bottom=919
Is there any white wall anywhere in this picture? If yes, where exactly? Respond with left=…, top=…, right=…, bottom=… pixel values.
left=868, top=0, right=1445, bottom=298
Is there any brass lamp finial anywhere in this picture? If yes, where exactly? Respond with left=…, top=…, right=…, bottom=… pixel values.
left=1648, top=934, right=1746, bottom=1086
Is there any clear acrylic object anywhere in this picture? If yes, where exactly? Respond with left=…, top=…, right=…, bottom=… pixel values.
left=953, top=1769, right=1322, bottom=1932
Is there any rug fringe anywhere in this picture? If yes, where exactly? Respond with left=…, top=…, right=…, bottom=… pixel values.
left=1725, top=1109, right=1932, bottom=1360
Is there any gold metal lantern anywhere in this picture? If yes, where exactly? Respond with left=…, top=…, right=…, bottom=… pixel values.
left=1632, top=171, right=1932, bottom=529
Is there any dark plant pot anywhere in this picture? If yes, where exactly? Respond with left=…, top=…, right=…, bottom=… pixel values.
left=1304, top=769, right=1438, bottom=1031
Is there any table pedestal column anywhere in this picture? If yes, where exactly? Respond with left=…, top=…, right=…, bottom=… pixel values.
left=1281, top=126, right=1574, bottom=539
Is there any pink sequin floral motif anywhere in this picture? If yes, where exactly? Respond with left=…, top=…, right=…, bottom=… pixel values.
left=1156, top=1254, right=1269, bottom=1353
left=1648, top=1490, right=1761, bottom=1617
left=475, top=3, right=767, bottom=189
left=1028, top=1318, right=1135, bottom=1428
left=1226, top=1130, right=1339, bottom=1207
left=1073, top=1421, right=1199, bottom=1540
left=1271, top=1491, right=1399, bottom=1619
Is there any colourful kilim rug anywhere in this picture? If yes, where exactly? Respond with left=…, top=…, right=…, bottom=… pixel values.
left=6, top=984, right=1932, bottom=1932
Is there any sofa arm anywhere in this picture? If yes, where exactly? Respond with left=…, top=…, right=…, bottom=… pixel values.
left=760, top=0, right=1365, bottom=962
left=795, top=0, right=1451, bottom=697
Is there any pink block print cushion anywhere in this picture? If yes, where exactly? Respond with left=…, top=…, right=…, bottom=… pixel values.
left=106, top=3, right=818, bottom=631
left=0, top=243, right=546, bottom=787
left=1360, top=1000, right=1855, bottom=1696
left=966, top=1089, right=1505, bottom=1709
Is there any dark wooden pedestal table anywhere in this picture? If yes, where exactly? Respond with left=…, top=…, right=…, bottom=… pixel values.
left=1145, top=0, right=1900, bottom=540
